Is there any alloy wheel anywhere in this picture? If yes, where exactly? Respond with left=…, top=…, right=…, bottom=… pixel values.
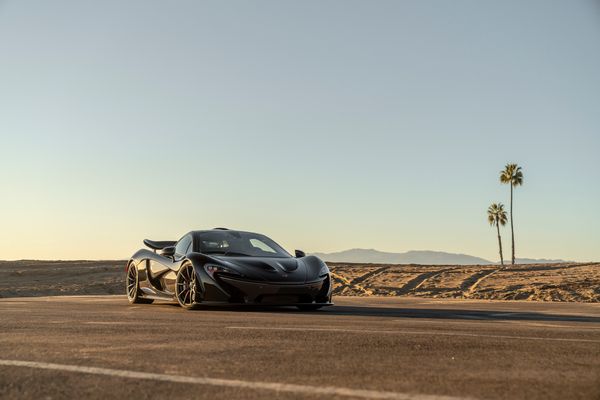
left=176, top=264, right=200, bottom=309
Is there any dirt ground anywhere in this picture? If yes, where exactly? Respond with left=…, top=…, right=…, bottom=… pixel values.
left=1, top=260, right=598, bottom=302
left=328, top=262, right=600, bottom=302
left=0, top=260, right=125, bottom=298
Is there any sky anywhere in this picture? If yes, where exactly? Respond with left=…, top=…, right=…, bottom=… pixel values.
left=0, top=0, right=599, bottom=261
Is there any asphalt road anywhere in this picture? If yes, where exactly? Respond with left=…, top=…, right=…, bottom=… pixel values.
left=0, top=296, right=599, bottom=400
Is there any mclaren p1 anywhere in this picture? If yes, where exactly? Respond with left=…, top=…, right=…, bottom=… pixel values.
left=126, top=228, right=333, bottom=310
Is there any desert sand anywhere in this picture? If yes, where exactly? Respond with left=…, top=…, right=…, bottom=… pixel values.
left=0, top=260, right=124, bottom=298
left=0, top=260, right=598, bottom=302
left=329, top=262, right=600, bottom=302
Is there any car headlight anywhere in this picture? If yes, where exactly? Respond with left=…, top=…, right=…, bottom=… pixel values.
left=319, top=265, right=330, bottom=278
left=204, top=264, right=240, bottom=279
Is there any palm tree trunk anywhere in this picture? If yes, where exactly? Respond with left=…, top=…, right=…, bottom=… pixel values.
left=496, top=222, right=504, bottom=266
left=510, top=184, right=515, bottom=264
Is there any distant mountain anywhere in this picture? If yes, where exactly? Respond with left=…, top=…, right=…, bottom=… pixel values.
left=513, top=258, right=568, bottom=264
left=310, top=248, right=569, bottom=265
left=310, top=249, right=492, bottom=265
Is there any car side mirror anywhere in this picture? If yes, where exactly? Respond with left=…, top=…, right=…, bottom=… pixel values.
left=295, top=249, right=306, bottom=258
left=161, top=246, right=175, bottom=258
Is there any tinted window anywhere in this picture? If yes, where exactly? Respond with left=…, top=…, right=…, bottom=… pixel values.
left=249, top=238, right=277, bottom=253
left=195, top=231, right=291, bottom=258
left=175, top=235, right=192, bottom=256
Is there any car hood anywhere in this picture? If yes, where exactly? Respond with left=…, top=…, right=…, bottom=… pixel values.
left=212, top=256, right=308, bottom=283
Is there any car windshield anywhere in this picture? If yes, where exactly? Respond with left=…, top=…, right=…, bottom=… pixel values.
left=195, top=231, right=292, bottom=258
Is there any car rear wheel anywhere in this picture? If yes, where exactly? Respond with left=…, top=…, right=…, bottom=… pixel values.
left=176, top=263, right=201, bottom=310
left=126, top=262, right=153, bottom=304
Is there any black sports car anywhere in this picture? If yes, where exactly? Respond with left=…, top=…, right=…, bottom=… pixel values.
left=126, top=228, right=333, bottom=310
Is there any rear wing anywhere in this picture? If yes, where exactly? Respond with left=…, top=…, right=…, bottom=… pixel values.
left=143, top=239, right=177, bottom=252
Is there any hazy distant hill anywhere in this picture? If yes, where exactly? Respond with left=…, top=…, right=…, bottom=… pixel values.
left=310, top=249, right=568, bottom=265
left=310, top=249, right=491, bottom=265
left=513, top=258, right=568, bottom=264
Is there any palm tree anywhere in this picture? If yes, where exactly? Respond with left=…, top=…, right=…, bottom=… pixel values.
left=487, top=203, right=508, bottom=266
left=499, top=163, right=523, bottom=265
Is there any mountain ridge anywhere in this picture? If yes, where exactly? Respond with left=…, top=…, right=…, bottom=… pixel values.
left=310, top=248, right=567, bottom=265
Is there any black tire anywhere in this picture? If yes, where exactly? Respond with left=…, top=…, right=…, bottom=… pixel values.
left=126, top=262, right=153, bottom=304
left=297, top=304, right=323, bottom=311
left=175, top=263, right=202, bottom=310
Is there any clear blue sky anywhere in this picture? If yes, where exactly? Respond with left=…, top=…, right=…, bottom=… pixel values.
left=0, top=1, right=598, bottom=261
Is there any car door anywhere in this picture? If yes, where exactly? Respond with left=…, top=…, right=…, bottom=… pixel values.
left=161, top=234, right=193, bottom=293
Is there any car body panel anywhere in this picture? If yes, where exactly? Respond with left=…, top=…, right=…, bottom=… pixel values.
left=127, top=229, right=333, bottom=307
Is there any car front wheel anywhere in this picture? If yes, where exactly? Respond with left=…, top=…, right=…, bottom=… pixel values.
left=175, top=263, right=202, bottom=310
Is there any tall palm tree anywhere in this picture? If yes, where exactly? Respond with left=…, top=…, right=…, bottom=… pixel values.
left=487, top=203, right=508, bottom=265
left=500, top=163, right=523, bottom=264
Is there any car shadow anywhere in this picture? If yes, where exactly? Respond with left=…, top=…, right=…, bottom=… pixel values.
left=159, top=302, right=600, bottom=324
left=312, top=305, right=600, bottom=323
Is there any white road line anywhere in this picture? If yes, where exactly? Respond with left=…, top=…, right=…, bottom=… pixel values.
left=388, top=319, right=600, bottom=331
left=226, top=326, right=600, bottom=343
left=0, top=359, right=470, bottom=400
left=518, top=322, right=600, bottom=330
